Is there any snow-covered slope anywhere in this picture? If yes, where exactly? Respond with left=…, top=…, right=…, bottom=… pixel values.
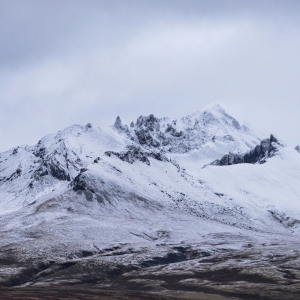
left=0, top=103, right=260, bottom=211
left=0, top=137, right=296, bottom=274
left=0, top=133, right=299, bottom=289
left=0, top=123, right=129, bottom=211
left=67, top=140, right=300, bottom=234
left=116, top=103, right=263, bottom=170
left=209, top=134, right=281, bottom=167
left=199, top=144, right=300, bottom=230
left=1, top=103, right=299, bottom=293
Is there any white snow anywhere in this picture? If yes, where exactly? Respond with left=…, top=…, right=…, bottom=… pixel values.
left=0, top=103, right=299, bottom=270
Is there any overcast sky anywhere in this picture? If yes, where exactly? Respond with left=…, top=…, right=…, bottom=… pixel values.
left=0, top=0, right=300, bottom=151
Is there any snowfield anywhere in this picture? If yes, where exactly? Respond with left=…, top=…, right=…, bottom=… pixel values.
left=200, top=144, right=300, bottom=230
left=0, top=103, right=300, bottom=299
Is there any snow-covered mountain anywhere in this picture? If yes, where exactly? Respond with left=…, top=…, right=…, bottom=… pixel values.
left=0, top=103, right=260, bottom=211
left=1, top=103, right=300, bottom=299
left=0, top=124, right=128, bottom=211
left=115, top=103, right=263, bottom=170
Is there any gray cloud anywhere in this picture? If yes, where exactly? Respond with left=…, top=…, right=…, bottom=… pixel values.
left=1, top=0, right=300, bottom=151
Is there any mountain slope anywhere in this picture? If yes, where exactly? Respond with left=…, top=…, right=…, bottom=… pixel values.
left=0, top=137, right=297, bottom=285
left=0, top=103, right=261, bottom=211
left=116, top=103, right=263, bottom=170
left=200, top=143, right=300, bottom=230
left=0, top=124, right=129, bottom=211
left=209, top=134, right=282, bottom=166
left=2, top=103, right=300, bottom=298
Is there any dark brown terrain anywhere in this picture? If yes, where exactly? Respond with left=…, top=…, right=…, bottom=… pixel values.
left=1, top=244, right=300, bottom=300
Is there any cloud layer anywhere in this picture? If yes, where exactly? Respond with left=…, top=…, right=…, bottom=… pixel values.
left=1, top=0, right=300, bottom=151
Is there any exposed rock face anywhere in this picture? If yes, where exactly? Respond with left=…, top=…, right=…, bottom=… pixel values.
left=31, top=141, right=75, bottom=182
left=33, top=160, right=70, bottom=182
left=113, top=116, right=128, bottom=133
left=113, top=104, right=261, bottom=155
left=211, top=135, right=282, bottom=166
left=0, top=123, right=128, bottom=204
left=72, top=169, right=88, bottom=192
left=104, top=145, right=167, bottom=166
left=135, top=114, right=162, bottom=147
left=295, top=145, right=300, bottom=153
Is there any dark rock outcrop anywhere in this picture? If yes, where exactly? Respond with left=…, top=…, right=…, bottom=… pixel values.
left=114, top=116, right=123, bottom=130
left=105, top=145, right=167, bottom=166
left=72, top=169, right=88, bottom=192
left=295, top=145, right=300, bottom=153
left=6, top=167, right=22, bottom=182
left=211, top=135, right=282, bottom=166
left=111, top=105, right=255, bottom=155
left=71, top=169, right=97, bottom=202
left=33, top=159, right=70, bottom=181
left=165, top=124, right=184, bottom=137
left=134, top=114, right=162, bottom=147
left=48, top=160, right=71, bottom=181
left=113, top=116, right=129, bottom=133
left=135, top=128, right=161, bottom=147
left=113, top=114, right=187, bottom=151
left=31, top=141, right=78, bottom=182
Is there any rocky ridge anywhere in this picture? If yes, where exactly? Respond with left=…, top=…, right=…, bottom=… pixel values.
left=113, top=103, right=261, bottom=155
left=210, top=134, right=282, bottom=166
left=0, top=103, right=260, bottom=209
left=104, top=144, right=167, bottom=166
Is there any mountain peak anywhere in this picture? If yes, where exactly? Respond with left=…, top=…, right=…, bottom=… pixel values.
left=114, top=116, right=122, bottom=128
left=109, top=103, right=262, bottom=161
left=199, top=102, right=225, bottom=113
left=183, top=103, right=228, bottom=123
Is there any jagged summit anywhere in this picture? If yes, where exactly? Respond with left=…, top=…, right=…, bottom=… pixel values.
left=0, top=103, right=262, bottom=210
left=113, top=103, right=260, bottom=154
left=110, top=104, right=263, bottom=170
left=113, top=116, right=124, bottom=131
